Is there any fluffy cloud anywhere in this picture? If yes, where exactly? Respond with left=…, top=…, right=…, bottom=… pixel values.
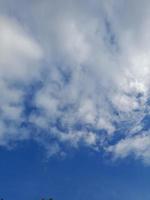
left=0, top=15, right=42, bottom=146
left=108, top=132, right=150, bottom=165
left=0, top=0, right=150, bottom=163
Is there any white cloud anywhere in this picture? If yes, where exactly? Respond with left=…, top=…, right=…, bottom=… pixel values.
left=0, top=15, right=43, bottom=146
left=108, top=132, right=150, bottom=165
left=0, top=16, right=42, bottom=79
left=0, top=0, right=150, bottom=163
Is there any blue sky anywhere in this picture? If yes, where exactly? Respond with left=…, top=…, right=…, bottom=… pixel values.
left=1, top=0, right=150, bottom=199
left=1, top=141, right=150, bottom=200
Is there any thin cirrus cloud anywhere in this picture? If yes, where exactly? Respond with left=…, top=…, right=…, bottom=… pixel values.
left=0, top=0, right=150, bottom=164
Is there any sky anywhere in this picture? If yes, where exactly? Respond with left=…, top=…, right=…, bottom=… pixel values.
left=0, top=0, right=150, bottom=199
